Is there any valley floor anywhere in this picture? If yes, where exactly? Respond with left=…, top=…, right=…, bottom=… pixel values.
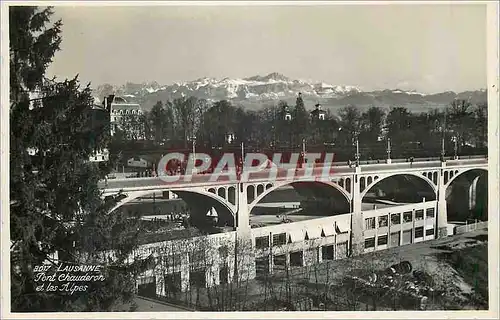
left=138, top=228, right=489, bottom=311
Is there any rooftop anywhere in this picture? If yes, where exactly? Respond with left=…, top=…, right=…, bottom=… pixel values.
left=103, top=95, right=141, bottom=107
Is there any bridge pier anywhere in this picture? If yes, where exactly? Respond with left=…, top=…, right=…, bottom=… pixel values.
left=437, top=163, right=448, bottom=238
left=351, top=167, right=364, bottom=256
left=235, top=183, right=256, bottom=282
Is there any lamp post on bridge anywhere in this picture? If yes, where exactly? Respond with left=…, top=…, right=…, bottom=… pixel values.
left=440, top=136, right=446, bottom=163
left=238, top=141, right=245, bottom=180
left=192, top=135, right=196, bottom=173
left=453, top=136, right=458, bottom=160
left=272, top=107, right=277, bottom=149
left=386, top=137, right=392, bottom=164
left=301, top=138, right=306, bottom=168
left=441, top=108, right=447, bottom=163
left=354, top=134, right=360, bottom=167
left=241, top=141, right=245, bottom=161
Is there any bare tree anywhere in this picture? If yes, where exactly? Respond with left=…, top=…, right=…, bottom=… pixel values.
left=473, top=102, right=487, bottom=149
left=447, top=99, right=474, bottom=149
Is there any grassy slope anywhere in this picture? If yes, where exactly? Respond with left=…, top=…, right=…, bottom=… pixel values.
left=439, top=242, right=488, bottom=303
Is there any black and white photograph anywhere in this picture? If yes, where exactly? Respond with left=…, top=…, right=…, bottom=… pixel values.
left=1, top=1, right=498, bottom=318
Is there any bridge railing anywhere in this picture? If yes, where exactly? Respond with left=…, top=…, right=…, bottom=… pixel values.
left=453, top=221, right=488, bottom=235
left=104, top=155, right=487, bottom=181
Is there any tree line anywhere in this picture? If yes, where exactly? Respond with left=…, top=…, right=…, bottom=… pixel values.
left=113, top=94, right=487, bottom=161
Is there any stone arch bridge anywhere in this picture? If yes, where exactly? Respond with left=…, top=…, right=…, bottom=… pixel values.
left=101, top=156, right=487, bottom=238
left=99, top=156, right=488, bottom=290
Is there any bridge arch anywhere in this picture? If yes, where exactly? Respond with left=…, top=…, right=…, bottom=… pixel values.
left=248, top=179, right=352, bottom=215
left=445, top=167, right=488, bottom=221
left=360, top=172, right=437, bottom=201
left=444, top=167, right=488, bottom=190
left=105, top=188, right=237, bottom=227
left=173, top=189, right=236, bottom=228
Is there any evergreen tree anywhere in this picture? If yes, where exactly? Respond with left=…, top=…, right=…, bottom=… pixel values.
left=292, top=93, right=309, bottom=147
left=10, top=6, right=146, bottom=312
left=149, top=101, right=166, bottom=143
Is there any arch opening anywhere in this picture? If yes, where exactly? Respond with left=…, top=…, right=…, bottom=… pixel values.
left=227, top=186, right=236, bottom=205
left=248, top=180, right=351, bottom=228
left=345, top=178, right=351, bottom=193
left=362, top=173, right=436, bottom=210
left=107, top=189, right=236, bottom=239
left=338, top=179, right=344, bottom=188
left=360, top=177, right=366, bottom=192
left=217, top=187, right=226, bottom=199
left=257, top=184, right=264, bottom=195
left=247, top=185, right=255, bottom=203
left=446, top=169, right=488, bottom=222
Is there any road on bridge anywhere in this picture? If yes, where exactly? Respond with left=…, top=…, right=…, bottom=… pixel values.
left=99, top=156, right=487, bottom=192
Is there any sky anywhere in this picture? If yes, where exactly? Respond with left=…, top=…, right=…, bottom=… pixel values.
left=45, top=3, right=487, bottom=93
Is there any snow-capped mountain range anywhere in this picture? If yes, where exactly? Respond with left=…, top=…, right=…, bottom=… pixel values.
left=93, top=72, right=487, bottom=112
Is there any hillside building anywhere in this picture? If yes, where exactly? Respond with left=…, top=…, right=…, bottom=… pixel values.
left=310, top=103, right=326, bottom=120
left=103, top=95, right=143, bottom=137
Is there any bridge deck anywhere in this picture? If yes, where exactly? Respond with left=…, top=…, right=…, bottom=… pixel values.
left=100, top=157, right=487, bottom=193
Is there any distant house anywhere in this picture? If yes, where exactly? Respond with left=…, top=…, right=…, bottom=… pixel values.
left=310, top=103, right=326, bottom=120
left=282, top=104, right=292, bottom=121
left=88, top=148, right=110, bottom=162
left=127, top=155, right=155, bottom=168
left=226, top=132, right=235, bottom=144
left=103, top=95, right=143, bottom=137
left=27, top=147, right=38, bottom=156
